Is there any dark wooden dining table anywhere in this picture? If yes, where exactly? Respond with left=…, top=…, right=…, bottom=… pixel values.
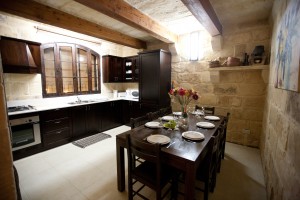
left=116, top=114, right=225, bottom=200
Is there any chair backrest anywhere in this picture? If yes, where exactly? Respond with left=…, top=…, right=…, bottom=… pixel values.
left=126, top=134, right=162, bottom=187
left=195, top=105, right=215, bottom=115
left=147, top=110, right=162, bottom=121
left=197, top=136, right=215, bottom=179
left=130, top=115, right=150, bottom=129
left=159, top=106, right=172, bottom=116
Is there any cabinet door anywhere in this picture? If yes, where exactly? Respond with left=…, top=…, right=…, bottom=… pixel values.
left=76, top=46, right=89, bottom=93
left=90, top=51, right=101, bottom=92
left=86, top=104, right=100, bottom=134
left=72, top=106, right=87, bottom=139
left=41, top=44, right=58, bottom=96
left=139, top=52, right=160, bottom=104
left=111, top=57, right=123, bottom=82
left=57, top=43, right=76, bottom=95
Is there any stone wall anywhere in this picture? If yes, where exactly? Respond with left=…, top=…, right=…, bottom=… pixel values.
left=170, top=24, right=271, bottom=147
left=260, top=0, right=300, bottom=199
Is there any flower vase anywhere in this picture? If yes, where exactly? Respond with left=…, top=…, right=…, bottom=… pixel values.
left=181, top=105, right=188, bottom=118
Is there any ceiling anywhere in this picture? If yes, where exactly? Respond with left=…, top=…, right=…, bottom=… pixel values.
left=1, top=0, right=275, bottom=48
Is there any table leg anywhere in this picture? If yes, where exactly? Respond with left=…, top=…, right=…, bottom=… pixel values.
left=184, top=164, right=196, bottom=200
left=116, top=141, right=125, bottom=191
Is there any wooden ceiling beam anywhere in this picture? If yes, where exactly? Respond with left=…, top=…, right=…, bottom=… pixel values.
left=74, top=0, right=178, bottom=43
left=0, top=0, right=146, bottom=49
left=180, top=0, right=222, bottom=36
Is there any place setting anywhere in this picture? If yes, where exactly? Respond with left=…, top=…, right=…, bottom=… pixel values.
left=182, top=131, right=205, bottom=142
left=204, top=115, right=220, bottom=121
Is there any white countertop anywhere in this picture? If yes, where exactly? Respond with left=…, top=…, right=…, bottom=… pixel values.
left=7, top=94, right=139, bottom=116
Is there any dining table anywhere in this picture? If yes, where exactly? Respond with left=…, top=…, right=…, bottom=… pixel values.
left=116, top=113, right=225, bottom=200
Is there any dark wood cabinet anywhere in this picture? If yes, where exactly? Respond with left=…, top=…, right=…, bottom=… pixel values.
left=41, top=43, right=101, bottom=97
left=102, top=55, right=124, bottom=83
left=101, top=101, right=122, bottom=131
left=0, top=36, right=41, bottom=73
left=71, top=104, right=101, bottom=140
left=138, top=49, right=171, bottom=108
left=122, top=100, right=141, bottom=125
left=40, top=108, right=71, bottom=149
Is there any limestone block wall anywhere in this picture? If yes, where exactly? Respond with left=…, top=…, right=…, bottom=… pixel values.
left=260, top=0, right=300, bottom=199
left=171, top=24, right=271, bottom=147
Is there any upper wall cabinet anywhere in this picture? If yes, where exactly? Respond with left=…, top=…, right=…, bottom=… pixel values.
left=0, top=36, right=41, bottom=73
left=41, top=43, right=100, bottom=97
left=102, top=55, right=123, bottom=83
left=102, top=55, right=139, bottom=83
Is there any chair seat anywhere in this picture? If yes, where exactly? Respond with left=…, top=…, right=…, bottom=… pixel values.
left=133, top=161, right=173, bottom=190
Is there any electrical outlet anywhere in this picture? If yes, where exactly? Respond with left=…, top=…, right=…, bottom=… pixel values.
left=242, top=129, right=250, bottom=134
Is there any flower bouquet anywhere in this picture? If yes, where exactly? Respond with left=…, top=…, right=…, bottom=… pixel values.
left=168, top=87, right=199, bottom=118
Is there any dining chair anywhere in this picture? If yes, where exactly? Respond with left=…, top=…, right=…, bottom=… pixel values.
left=126, top=134, right=177, bottom=200
left=130, top=115, right=150, bottom=129
left=195, top=130, right=220, bottom=199
left=147, top=110, right=162, bottom=121
left=159, top=106, right=172, bottom=116
left=195, top=105, right=215, bottom=115
left=220, top=112, right=230, bottom=160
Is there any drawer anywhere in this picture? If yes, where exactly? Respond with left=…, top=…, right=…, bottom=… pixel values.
left=40, top=108, right=69, bottom=121
left=43, top=127, right=70, bottom=146
left=42, top=117, right=70, bottom=133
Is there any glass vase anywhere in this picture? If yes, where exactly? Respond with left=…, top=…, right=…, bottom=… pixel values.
left=181, top=105, right=188, bottom=118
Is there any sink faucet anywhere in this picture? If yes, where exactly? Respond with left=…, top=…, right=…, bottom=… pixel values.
left=77, top=96, right=81, bottom=103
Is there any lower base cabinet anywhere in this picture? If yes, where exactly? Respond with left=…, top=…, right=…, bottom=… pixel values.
left=71, top=104, right=101, bottom=140
left=40, top=108, right=71, bottom=149
left=101, top=101, right=122, bottom=131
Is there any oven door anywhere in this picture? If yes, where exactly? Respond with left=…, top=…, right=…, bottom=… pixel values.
left=10, top=122, right=41, bottom=151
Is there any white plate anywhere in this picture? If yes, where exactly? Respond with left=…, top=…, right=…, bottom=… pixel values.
left=182, top=131, right=205, bottom=141
left=191, top=111, right=204, bottom=115
left=204, top=116, right=220, bottom=121
left=147, top=135, right=170, bottom=145
left=196, top=122, right=215, bottom=129
left=145, top=122, right=161, bottom=128
left=173, top=112, right=182, bottom=116
left=162, top=116, right=174, bottom=121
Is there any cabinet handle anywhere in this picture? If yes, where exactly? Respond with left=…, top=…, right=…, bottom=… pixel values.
left=56, top=131, right=62, bottom=134
left=55, top=121, right=61, bottom=124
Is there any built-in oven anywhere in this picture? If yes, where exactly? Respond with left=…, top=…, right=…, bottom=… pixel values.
left=9, top=115, right=41, bottom=151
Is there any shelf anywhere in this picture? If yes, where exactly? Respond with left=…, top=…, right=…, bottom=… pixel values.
left=208, top=64, right=269, bottom=71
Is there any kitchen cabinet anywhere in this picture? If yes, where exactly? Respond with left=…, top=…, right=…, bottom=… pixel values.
left=71, top=104, right=101, bottom=140
left=41, top=43, right=100, bottom=97
left=138, top=49, right=171, bottom=108
left=122, top=100, right=141, bottom=125
left=40, top=108, right=71, bottom=149
left=123, top=55, right=139, bottom=82
left=0, top=36, right=41, bottom=73
left=102, top=55, right=124, bottom=82
left=101, top=101, right=122, bottom=131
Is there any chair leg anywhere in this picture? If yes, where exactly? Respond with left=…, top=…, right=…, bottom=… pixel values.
left=204, top=179, right=209, bottom=200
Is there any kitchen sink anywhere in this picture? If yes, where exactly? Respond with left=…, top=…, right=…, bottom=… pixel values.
left=68, top=100, right=96, bottom=105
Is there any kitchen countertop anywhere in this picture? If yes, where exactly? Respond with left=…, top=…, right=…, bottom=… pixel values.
left=7, top=94, right=139, bottom=116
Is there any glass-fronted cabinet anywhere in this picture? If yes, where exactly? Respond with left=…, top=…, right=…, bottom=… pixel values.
left=41, top=43, right=100, bottom=97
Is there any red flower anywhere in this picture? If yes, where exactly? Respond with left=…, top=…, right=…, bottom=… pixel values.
left=192, top=94, right=199, bottom=100
left=178, top=88, right=185, bottom=96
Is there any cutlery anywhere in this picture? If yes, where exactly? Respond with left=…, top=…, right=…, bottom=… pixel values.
left=166, top=141, right=175, bottom=148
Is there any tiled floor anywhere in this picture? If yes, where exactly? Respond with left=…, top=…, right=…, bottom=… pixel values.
left=14, top=125, right=267, bottom=200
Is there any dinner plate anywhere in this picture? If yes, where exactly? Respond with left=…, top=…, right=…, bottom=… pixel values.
left=162, top=116, right=174, bottom=121
left=182, top=131, right=205, bottom=141
left=196, top=122, right=215, bottom=129
left=145, top=121, right=161, bottom=128
left=147, top=135, right=170, bottom=145
left=204, top=116, right=220, bottom=121
left=191, top=111, right=204, bottom=115
left=173, top=112, right=182, bottom=116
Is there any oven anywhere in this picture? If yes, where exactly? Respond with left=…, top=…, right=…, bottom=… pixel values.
left=9, top=115, right=41, bottom=151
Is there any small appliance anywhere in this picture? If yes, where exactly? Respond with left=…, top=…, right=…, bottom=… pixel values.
left=126, top=89, right=139, bottom=99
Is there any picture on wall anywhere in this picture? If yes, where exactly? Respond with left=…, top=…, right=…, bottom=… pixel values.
left=274, top=0, right=300, bottom=92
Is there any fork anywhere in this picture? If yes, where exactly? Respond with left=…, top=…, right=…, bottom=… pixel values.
left=166, top=141, right=175, bottom=148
